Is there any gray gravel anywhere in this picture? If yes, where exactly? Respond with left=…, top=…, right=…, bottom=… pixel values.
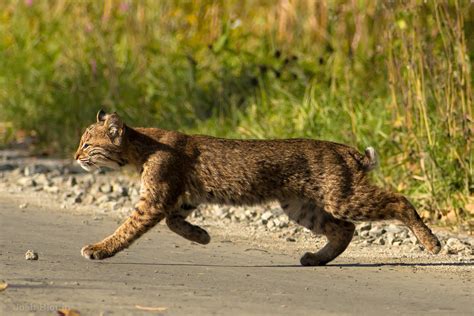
left=1, top=149, right=473, bottom=260
left=2, top=196, right=472, bottom=316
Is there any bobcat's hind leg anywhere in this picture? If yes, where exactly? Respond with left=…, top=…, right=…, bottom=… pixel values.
left=390, top=196, right=441, bottom=254
left=337, top=187, right=441, bottom=254
left=281, top=200, right=355, bottom=266
left=300, top=215, right=355, bottom=266
left=166, top=214, right=210, bottom=245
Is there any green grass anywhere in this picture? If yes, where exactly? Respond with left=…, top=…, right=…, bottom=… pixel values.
left=0, top=0, right=472, bottom=225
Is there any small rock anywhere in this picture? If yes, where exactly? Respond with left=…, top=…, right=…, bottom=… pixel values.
left=374, top=237, right=385, bottom=245
left=357, top=223, right=371, bottom=232
left=99, top=184, right=113, bottom=193
left=230, top=214, right=240, bottom=223
left=73, top=186, right=85, bottom=195
left=289, top=227, right=300, bottom=235
left=215, top=208, right=230, bottom=219
left=393, top=241, right=402, bottom=246
left=44, top=185, right=60, bottom=194
left=385, top=224, right=404, bottom=234
left=191, top=209, right=203, bottom=219
left=89, top=185, right=101, bottom=195
left=97, top=195, right=111, bottom=204
left=68, top=176, right=77, bottom=187
left=17, top=177, right=36, bottom=187
left=272, top=218, right=280, bottom=226
left=33, top=174, right=51, bottom=186
left=72, top=193, right=83, bottom=204
left=23, top=164, right=49, bottom=176
left=402, top=238, right=413, bottom=245
left=25, top=250, right=38, bottom=260
left=286, top=237, right=296, bottom=242
left=19, top=203, right=28, bottom=209
left=444, top=237, right=467, bottom=254
left=467, top=238, right=474, bottom=248
left=113, top=184, right=128, bottom=197
left=244, top=209, right=257, bottom=218
left=397, top=230, right=408, bottom=240
left=275, top=216, right=289, bottom=228
left=23, top=166, right=35, bottom=177
left=63, top=192, right=73, bottom=199
left=369, top=226, right=386, bottom=238
left=83, top=195, right=96, bottom=204
left=261, top=211, right=273, bottom=222
left=386, top=232, right=396, bottom=245
left=108, top=201, right=122, bottom=211
left=266, top=220, right=275, bottom=229
left=446, top=237, right=463, bottom=247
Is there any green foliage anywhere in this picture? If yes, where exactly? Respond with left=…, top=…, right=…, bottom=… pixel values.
left=0, top=0, right=472, bottom=223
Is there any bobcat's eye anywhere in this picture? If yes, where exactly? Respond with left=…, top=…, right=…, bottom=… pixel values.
left=82, top=143, right=90, bottom=149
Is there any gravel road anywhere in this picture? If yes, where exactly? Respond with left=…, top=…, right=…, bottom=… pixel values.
left=1, top=149, right=473, bottom=315
left=1, top=192, right=473, bottom=315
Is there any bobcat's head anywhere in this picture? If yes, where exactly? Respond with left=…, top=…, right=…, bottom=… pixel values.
left=75, top=110, right=128, bottom=171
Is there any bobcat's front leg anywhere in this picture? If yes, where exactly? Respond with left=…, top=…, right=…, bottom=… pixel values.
left=81, top=197, right=164, bottom=260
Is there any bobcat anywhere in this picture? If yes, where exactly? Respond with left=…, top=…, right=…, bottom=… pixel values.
left=75, top=110, right=441, bottom=266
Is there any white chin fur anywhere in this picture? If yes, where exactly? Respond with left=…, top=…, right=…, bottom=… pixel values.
left=77, top=161, right=96, bottom=172
left=101, top=161, right=121, bottom=170
left=77, top=160, right=120, bottom=172
left=81, top=165, right=89, bottom=172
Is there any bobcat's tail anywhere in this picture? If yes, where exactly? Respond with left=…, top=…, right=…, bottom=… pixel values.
left=362, top=146, right=378, bottom=171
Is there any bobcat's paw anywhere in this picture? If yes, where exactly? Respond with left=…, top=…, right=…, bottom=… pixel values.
left=194, top=227, right=211, bottom=245
left=81, top=244, right=114, bottom=260
left=300, top=252, right=327, bottom=266
left=427, top=239, right=442, bottom=254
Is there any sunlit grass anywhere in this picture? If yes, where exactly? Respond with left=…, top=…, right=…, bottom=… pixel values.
left=0, top=0, right=472, bottom=225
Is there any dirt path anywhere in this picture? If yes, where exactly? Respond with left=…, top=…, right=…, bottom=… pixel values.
left=0, top=192, right=472, bottom=315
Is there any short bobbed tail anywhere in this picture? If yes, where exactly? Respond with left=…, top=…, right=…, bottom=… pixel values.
left=363, top=146, right=378, bottom=171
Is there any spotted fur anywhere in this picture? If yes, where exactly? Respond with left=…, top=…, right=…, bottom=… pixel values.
left=76, top=110, right=440, bottom=265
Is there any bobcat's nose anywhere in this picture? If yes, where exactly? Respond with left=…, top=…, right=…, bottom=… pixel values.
left=74, top=152, right=80, bottom=160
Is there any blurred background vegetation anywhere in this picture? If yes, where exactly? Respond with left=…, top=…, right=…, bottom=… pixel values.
left=0, top=0, right=472, bottom=226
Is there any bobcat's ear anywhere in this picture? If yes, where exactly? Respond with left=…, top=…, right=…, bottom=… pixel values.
left=104, top=112, right=124, bottom=146
left=96, top=109, right=107, bottom=123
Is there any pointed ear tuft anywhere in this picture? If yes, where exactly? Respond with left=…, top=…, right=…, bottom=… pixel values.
left=105, top=113, right=124, bottom=146
left=96, top=109, right=107, bottom=123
